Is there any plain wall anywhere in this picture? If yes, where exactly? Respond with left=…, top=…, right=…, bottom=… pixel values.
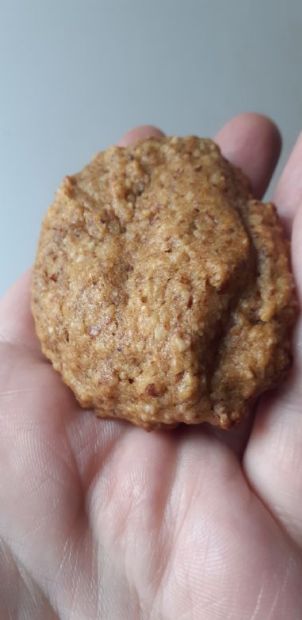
left=1, top=0, right=302, bottom=293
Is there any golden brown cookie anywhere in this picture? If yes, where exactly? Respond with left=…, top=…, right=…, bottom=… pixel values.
left=32, top=136, right=297, bottom=429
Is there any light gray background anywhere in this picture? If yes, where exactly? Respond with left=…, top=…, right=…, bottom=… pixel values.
left=0, top=0, right=302, bottom=294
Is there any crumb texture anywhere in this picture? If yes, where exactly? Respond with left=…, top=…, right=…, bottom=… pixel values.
left=32, top=136, right=297, bottom=429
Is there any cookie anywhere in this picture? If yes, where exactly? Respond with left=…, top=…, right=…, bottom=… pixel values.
left=32, top=136, right=297, bottom=429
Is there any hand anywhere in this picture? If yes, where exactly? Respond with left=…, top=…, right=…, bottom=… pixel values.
left=1, top=115, right=302, bottom=620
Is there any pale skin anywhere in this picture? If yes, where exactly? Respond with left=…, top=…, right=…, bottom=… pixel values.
left=1, top=114, right=302, bottom=619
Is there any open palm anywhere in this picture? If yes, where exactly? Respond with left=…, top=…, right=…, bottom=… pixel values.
left=1, top=115, right=302, bottom=619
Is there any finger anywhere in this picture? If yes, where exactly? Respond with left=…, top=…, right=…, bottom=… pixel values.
left=243, top=206, right=302, bottom=547
left=215, top=113, right=281, bottom=199
left=0, top=270, right=42, bottom=354
left=118, top=125, right=164, bottom=147
left=243, top=376, right=302, bottom=549
left=273, top=132, right=302, bottom=233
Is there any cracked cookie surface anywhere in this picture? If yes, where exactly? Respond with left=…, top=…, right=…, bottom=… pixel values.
left=32, top=136, right=297, bottom=429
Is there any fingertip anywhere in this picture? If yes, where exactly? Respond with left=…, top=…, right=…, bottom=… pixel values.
left=215, top=113, right=282, bottom=198
left=118, top=125, right=165, bottom=147
left=0, top=269, right=32, bottom=306
left=216, top=112, right=282, bottom=153
left=0, top=269, right=41, bottom=354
